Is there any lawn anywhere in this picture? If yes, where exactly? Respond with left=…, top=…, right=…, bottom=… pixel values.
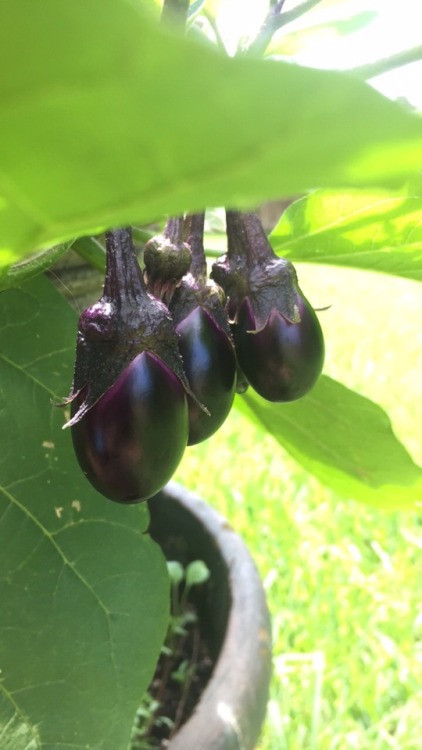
left=174, top=263, right=422, bottom=750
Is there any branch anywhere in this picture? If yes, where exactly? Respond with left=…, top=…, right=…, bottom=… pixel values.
left=247, top=0, right=324, bottom=57
left=348, top=45, right=422, bottom=80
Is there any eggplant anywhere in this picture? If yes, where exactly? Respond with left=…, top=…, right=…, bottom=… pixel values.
left=235, top=294, right=324, bottom=402
left=63, top=228, right=192, bottom=503
left=71, top=352, right=188, bottom=503
left=176, top=306, right=236, bottom=445
left=212, top=210, right=325, bottom=403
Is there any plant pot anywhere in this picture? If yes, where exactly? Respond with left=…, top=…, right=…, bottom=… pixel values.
left=147, top=481, right=272, bottom=750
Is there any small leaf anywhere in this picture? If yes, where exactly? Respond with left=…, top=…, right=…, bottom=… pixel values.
left=185, top=559, right=211, bottom=588
left=236, top=377, right=422, bottom=510
left=167, top=560, right=185, bottom=587
left=270, top=189, right=422, bottom=282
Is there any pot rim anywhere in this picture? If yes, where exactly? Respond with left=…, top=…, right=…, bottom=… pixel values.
left=148, top=481, right=272, bottom=750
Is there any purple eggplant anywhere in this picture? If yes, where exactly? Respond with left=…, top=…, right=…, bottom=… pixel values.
left=71, top=352, right=188, bottom=503
left=167, top=213, right=237, bottom=445
left=212, top=210, right=325, bottom=403
left=235, top=294, right=324, bottom=402
left=62, top=227, right=193, bottom=503
left=176, top=305, right=236, bottom=445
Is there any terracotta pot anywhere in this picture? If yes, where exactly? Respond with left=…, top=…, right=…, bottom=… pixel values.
left=148, top=482, right=272, bottom=750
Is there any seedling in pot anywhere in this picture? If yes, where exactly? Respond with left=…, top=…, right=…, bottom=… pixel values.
left=131, top=559, right=212, bottom=749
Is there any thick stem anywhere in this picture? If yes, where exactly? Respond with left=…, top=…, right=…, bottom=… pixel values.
left=161, top=0, right=190, bottom=30
left=162, top=215, right=185, bottom=244
left=103, top=228, right=147, bottom=306
left=184, top=212, right=206, bottom=280
left=246, top=0, right=324, bottom=57
left=225, top=211, right=275, bottom=265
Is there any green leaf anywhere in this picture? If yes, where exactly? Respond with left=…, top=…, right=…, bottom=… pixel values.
left=270, top=189, right=422, bottom=281
left=185, top=560, right=211, bottom=588
left=0, top=277, right=169, bottom=749
left=0, top=243, right=73, bottom=292
left=167, top=560, right=184, bottom=587
left=236, top=377, right=422, bottom=510
left=1, top=1, right=422, bottom=260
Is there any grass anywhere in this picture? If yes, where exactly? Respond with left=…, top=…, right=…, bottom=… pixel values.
left=173, top=264, right=422, bottom=750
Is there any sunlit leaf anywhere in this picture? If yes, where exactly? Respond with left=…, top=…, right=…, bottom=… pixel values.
left=236, top=377, right=422, bottom=509
left=0, top=0, right=421, bottom=263
left=270, top=189, right=422, bottom=281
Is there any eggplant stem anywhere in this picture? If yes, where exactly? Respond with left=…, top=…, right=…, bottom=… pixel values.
left=225, top=210, right=276, bottom=265
left=184, top=212, right=206, bottom=280
left=103, top=227, right=147, bottom=306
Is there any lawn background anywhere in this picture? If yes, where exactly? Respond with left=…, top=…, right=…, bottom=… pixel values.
left=174, top=263, right=422, bottom=750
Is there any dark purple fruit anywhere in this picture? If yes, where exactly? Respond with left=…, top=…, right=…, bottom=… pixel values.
left=71, top=351, right=188, bottom=503
left=235, top=292, right=324, bottom=402
left=176, top=306, right=236, bottom=445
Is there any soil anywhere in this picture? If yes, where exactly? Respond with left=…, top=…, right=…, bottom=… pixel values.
left=131, top=598, right=215, bottom=749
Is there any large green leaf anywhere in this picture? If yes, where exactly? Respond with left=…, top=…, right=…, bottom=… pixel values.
left=236, top=377, right=422, bottom=510
left=0, top=277, right=169, bottom=749
left=0, top=0, right=422, bottom=265
left=270, top=189, right=422, bottom=281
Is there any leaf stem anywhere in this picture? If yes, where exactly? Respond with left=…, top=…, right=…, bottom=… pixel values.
left=348, top=44, right=422, bottom=81
left=246, top=0, right=324, bottom=57
left=202, top=10, right=228, bottom=54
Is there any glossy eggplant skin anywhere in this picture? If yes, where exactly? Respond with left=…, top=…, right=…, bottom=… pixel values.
left=235, top=293, right=324, bottom=402
left=71, top=352, right=188, bottom=503
left=176, top=307, right=237, bottom=445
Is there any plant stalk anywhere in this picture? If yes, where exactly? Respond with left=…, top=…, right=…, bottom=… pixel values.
left=162, top=216, right=185, bottom=244
left=225, top=210, right=275, bottom=265
left=104, top=227, right=147, bottom=306
left=184, top=212, right=206, bottom=280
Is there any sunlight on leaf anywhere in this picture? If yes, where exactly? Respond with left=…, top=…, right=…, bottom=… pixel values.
left=0, top=0, right=421, bottom=262
left=236, top=376, right=422, bottom=509
left=270, top=189, right=422, bottom=281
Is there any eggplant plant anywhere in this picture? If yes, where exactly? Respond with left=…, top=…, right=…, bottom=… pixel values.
left=0, top=0, right=421, bottom=749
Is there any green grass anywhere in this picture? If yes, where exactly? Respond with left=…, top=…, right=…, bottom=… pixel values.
left=174, top=265, right=422, bottom=750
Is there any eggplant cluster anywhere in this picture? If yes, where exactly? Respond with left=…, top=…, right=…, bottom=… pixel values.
left=63, top=219, right=236, bottom=504
left=64, top=209, right=324, bottom=506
